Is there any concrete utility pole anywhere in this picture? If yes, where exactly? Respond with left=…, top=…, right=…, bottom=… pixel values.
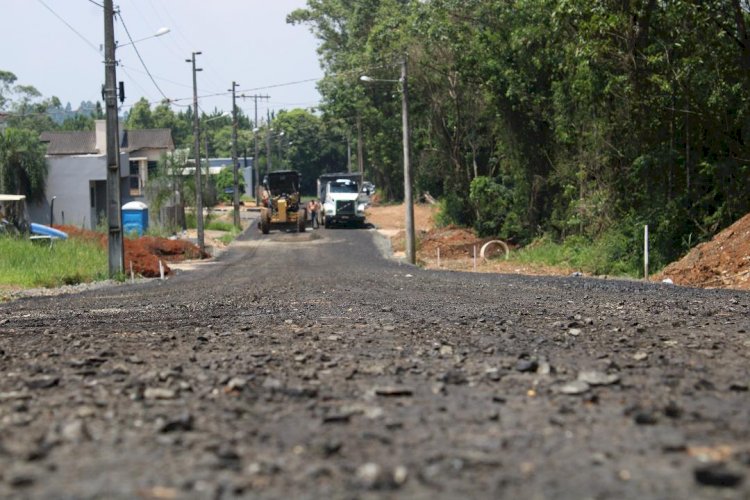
left=187, top=51, right=205, bottom=255
left=266, top=109, right=272, bottom=175
left=237, top=94, right=269, bottom=206
left=230, top=82, right=240, bottom=229
left=401, top=56, right=416, bottom=265
left=356, top=115, right=364, bottom=178
left=103, top=0, right=124, bottom=276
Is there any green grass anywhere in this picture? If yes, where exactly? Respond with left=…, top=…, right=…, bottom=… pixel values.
left=0, top=236, right=108, bottom=289
left=206, top=220, right=235, bottom=232
left=511, top=234, right=642, bottom=277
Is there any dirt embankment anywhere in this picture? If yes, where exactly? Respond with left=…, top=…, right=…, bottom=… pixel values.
left=368, top=204, right=750, bottom=289
left=57, top=226, right=206, bottom=278
left=656, top=212, right=750, bottom=290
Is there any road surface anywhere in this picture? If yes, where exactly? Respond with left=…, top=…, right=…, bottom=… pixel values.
left=0, top=225, right=748, bottom=498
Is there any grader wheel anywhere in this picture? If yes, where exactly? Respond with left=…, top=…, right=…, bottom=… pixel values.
left=260, top=208, right=271, bottom=234
left=297, top=208, right=307, bottom=233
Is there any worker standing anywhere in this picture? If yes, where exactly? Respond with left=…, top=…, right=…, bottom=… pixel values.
left=308, top=199, right=319, bottom=229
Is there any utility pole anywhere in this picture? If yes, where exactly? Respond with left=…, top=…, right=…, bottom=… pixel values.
left=401, top=55, right=416, bottom=265
left=103, top=0, right=124, bottom=276
left=229, top=82, right=240, bottom=229
left=266, top=109, right=272, bottom=175
left=186, top=51, right=204, bottom=255
left=237, top=94, right=268, bottom=206
left=356, top=115, right=364, bottom=178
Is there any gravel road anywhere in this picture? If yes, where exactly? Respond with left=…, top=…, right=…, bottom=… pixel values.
left=1, top=224, right=749, bottom=499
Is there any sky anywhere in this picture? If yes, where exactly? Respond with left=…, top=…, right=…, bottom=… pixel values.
left=1, top=0, right=323, bottom=120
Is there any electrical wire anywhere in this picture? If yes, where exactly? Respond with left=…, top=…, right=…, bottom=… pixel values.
left=116, top=10, right=170, bottom=101
left=35, top=0, right=100, bottom=54
left=85, top=0, right=104, bottom=7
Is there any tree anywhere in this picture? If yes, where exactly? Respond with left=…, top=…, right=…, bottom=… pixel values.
left=0, top=127, right=47, bottom=201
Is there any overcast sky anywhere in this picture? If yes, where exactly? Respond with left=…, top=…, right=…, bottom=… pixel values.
left=1, top=0, right=322, bottom=120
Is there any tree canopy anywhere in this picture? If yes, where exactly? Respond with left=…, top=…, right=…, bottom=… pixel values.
left=289, top=0, right=750, bottom=267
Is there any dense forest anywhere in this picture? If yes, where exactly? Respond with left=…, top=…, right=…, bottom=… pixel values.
left=289, top=0, right=750, bottom=270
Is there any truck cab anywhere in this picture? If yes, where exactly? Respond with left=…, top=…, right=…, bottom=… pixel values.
left=319, top=175, right=367, bottom=227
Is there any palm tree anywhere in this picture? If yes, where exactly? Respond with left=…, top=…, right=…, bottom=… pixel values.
left=0, top=127, right=47, bottom=200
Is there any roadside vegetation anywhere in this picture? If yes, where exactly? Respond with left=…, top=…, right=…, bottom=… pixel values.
left=0, top=237, right=107, bottom=289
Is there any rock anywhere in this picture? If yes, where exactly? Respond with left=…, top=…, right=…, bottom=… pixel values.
left=632, top=352, right=649, bottom=361
left=356, top=462, right=401, bottom=490
left=439, top=345, right=454, bottom=357
left=0, top=391, right=32, bottom=402
left=374, top=386, right=414, bottom=397
left=694, top=463, right=744, bottom=488
left=568, top=328, right=582, bottom=336
left=634, top=411, right=658, bottom=425
left=144, top=387, right=178, bottom=400
left=577, top=370, right=620, bottom=386
left=515, top=359, right=539, bottom=373
left=440, top=369, right=467, bottom=385
left=26, top=375, right=60, bottom=390
left=60, top=419, right=90, bottom=443
left=729, top=382, right=748, bottom=392
left=157, top=412, right=194, bottom=433
left=226, top=377, right=247, bottom=392
left=262, top=377, right=283, bottom=390
left=558, top=380, right=590, bottom=395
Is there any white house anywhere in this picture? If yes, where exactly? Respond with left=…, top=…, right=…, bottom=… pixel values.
left=31, top=120, right=174, bottom=228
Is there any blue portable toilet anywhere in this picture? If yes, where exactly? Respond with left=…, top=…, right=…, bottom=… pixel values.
left=122, top=201, right=149, bottom=236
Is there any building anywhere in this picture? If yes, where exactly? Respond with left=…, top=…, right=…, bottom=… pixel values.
left=31, top=120, right=174, bottom=228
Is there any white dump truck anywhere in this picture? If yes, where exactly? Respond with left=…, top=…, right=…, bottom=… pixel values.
left=317, top=172, right=370, bottom=227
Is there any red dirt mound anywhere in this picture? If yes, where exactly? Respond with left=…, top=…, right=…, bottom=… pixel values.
left=56, top=226, right=206, bottom=278
left=656, top=213, right=750, bottom=290
left=418, top=226, right=489, bottom=259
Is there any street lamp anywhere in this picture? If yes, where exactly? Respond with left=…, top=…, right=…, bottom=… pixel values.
left=360, top=56, right=415, bottom=265
left=116, top=27, right=170, bottom=48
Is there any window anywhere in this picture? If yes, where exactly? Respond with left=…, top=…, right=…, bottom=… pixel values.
left=129, top=160, right=141, bottom=196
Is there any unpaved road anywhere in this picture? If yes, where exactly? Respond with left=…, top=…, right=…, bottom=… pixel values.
left=1, top=225, right=749, bottom=499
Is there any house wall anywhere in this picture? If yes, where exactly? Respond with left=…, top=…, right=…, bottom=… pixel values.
left=28, top=152, right=130, bottom=229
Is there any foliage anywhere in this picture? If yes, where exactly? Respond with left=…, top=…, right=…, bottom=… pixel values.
left=215, top=166, right=245, bottom=203
left=0, top=236, right=107, bottom=288
left=0, top=127, right=47, bottom=200
left=289, top=0, right=750, bottom=265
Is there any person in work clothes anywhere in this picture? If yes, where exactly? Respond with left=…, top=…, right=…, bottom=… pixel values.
left=308, top=199, right=319, bottom=229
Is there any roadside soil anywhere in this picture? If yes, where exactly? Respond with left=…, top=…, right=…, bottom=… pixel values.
left=656, top=212, right=750, bottom=290
left=57, top=225, right=205, bottom=278
left=367, top=204, right=578, bottom=276
left=369, top=203, right=750, bottom=290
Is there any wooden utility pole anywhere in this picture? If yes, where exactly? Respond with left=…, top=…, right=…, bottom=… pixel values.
left=401, top=56, right=416, bottom=265
left=230, top=82, right=240, bottom=229
left=103, top=0, right=124, bottom=276
left=187, top=51, right=204, bottom=254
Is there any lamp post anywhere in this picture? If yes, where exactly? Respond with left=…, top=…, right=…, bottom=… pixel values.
left=360, top=56, right=415, bottom=264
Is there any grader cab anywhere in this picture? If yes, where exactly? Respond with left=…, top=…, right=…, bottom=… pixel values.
left=258, top=170, right=307, bottom=234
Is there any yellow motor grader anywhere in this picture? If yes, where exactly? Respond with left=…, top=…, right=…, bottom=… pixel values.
left=258, top=170, right=307, bottom=234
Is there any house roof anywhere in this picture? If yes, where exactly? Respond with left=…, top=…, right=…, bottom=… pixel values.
left=40, top=131, right=97, bottom=155
left=40, top=128, right=175, bottom=156
left=122, top=128, right=174, bottom=153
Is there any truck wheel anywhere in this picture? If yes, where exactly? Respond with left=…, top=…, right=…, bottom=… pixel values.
left=298, top=209, right=307, bottom=233
left=260, top=208, right=270, bottom=234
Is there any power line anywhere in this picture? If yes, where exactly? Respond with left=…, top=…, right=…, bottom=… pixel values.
left=116, top=11, right=171, bottom=101
left=85, top=0, right=104, bottom=7
left=35, top=0, right=100, bottom=54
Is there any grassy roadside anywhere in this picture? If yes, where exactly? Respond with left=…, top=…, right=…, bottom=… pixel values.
left=0, top=237, right=107, bottom=290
